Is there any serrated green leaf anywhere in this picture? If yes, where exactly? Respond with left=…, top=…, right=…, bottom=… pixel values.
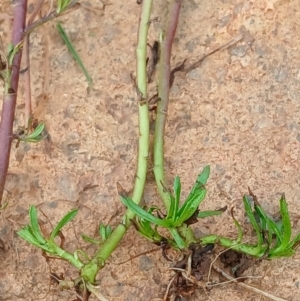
left=120, top=196, right=170, bottom=227
left=166, top=194, right=176, bottom=220
left=279, top=196, right=292, bottom=248
left=18, top=226, right=55, bottom=253
left=29, top=206, right=47, bottom=245
left=174, top=189, right=207, bottom=226
left=254, top=204, right=282, bottom=248
left=50, top=209, right=78, bottom=239
left=185, top=166, right=210, bottom=204
left=17, top=226, right=42, bottom=247
left=197, top=165, right=210, bottom=185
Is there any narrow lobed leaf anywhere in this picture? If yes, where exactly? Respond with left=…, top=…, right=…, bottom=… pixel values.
left=17, top=226, right=42, bottom=248
left=197, top=165, right=210, bottom=185
left=50, top=209, right=78, bottom=239
left=120, top=196, right=171, bottom=227
left=243, top=196, right=264, bottom=247
left=279, top=195, right=292, bottom=249
left=29, top=206, right=47, bottom=245
left=173, top=176, right=181, bottom=218
left=174, top=189, right=207, bottom=226
left=185, top=166, right=210, bottom=203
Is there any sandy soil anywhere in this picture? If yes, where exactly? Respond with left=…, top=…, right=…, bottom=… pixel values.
left=0, top=0, right=300, bottom=300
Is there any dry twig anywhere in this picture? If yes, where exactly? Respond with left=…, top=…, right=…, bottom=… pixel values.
left=212, top=265, right=288, bottom=301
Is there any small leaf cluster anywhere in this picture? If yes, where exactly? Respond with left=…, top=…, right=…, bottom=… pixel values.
left=16, top=123, right=48, bottom=143
left=120, top=166, right=224, bottom=249
left=121, top=166, right=300, bottom=259
left=81, top=224, right=113, bottom=245
left=17, top=206, right=84, bottom=269
left=243, top=194, right=300, bottom=258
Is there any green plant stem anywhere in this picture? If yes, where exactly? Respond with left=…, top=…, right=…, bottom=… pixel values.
left=153, top=0, right=183, bottom=211
left=52, top=244, right=84, bottom=270
left=86, top=283, right=109, bottom=301
left=199, top=235, right=267, bottom=257
left=80, top=0, right=152, bottom=284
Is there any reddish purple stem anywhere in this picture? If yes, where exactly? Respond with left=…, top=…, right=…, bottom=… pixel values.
left=159, top=0, right=183, bottom=113
left=0, top=0, right=28, bottom=203
left=153, top=0, right=183, bottom=205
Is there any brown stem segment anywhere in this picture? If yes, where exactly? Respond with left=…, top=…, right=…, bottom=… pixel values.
left=0, top=0, right=28, bottom=203
left=153, top=0, right=183, bottom=210
left=24, top=0, right=46, bottom=128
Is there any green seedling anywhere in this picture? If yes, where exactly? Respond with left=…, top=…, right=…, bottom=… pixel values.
left=121, top=166, right=225, bottom=249
left=122, top=166, right=210, bottom=227
left=56, top=0, right=78, bottom=14
left=18, top=1, right=153, bottom=295
left=7, top=41, right=23, bottom=66
left=56, top=22, right=93, bottom=86
left=0, top=42, right=23, bottom=90
left=16, top=123, right=48, bottom=143
left=131, top=206, right=164, bottom=243
left=81, top=224, right=113, bottom=245
left=248, top=194, right=300, bottom=258
left=200, top=193, right=300, bottom=259
left=17, top=206, right=84, bottom=269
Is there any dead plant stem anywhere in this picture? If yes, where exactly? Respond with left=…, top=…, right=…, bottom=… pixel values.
left=23, top=0, right=46, bottom=128
left=212, top=265, right=288, bottom=301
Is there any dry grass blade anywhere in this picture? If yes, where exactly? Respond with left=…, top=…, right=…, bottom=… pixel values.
left=56, top=22, right=93, bottom=86
left=184, top=34, right=244, bottom=73
left=86, top=282, right=110, bottom=301
left=163, top=275, right=176, bottom=301
left=212, top=265, right=288, bottom=301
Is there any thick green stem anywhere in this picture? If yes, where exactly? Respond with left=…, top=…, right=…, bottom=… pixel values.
left=81, top=0, right=152, bottom=284
left=153, top=0, right=183, bottom=211
left=52, top=243, right=84, bottom=270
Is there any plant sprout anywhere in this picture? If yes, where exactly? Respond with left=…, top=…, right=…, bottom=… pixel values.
left=121, top=166, right=225, bottom=249
left=19, top=1, right=154, bottom=298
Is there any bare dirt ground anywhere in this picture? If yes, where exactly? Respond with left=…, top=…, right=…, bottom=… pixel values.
left=0, top=0, right=300, bottom=300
